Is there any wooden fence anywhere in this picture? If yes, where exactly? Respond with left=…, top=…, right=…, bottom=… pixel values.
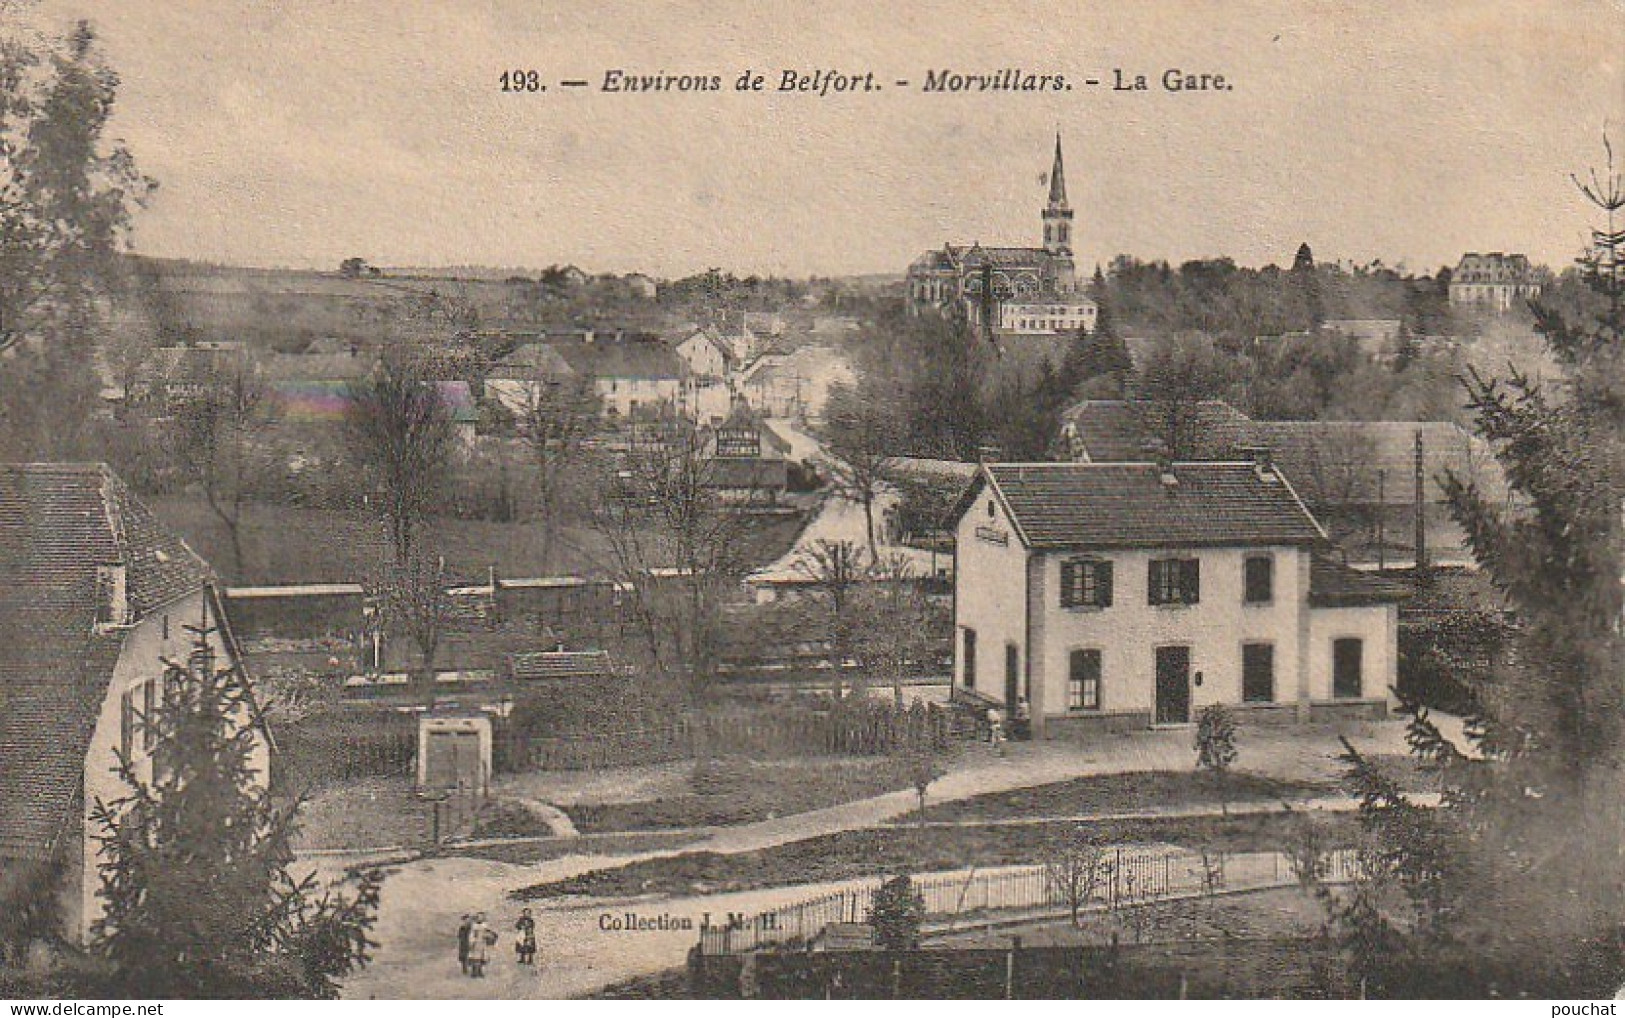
left=698, top=847, right=1362, bottom=955
left=505, top=702, right=953, bottom=772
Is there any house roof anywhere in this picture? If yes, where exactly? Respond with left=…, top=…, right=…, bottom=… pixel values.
left=0, top=464, right=215, bottom=861
left=259, top=351, right=378, bottom=382
left=1308, top=556, right=1411, bottom=607
left=552, top=337, right=685, bottom=380
left=487, top=343, right=576, bottom=380
left=1061, top=400, right=1507, bottom=507
left=970, top=461, right=1327, bottom=550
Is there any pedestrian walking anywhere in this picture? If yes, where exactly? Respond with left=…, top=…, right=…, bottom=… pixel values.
left=456, top=913, right=473, bottom=976
left=514, top=907, right=537, bottom=966
left=468, top=912, right=496, bottom=978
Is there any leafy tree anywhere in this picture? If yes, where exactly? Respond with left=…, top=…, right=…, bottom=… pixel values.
left=0, top=20, right=154, bottom=460
left=866, top=874, right=924, bottom=951
left=1134, top=333, right=1235, bottom=458
left=90, top=620, right=379, bottom=997
left=344, top=360, right=454, bottom=566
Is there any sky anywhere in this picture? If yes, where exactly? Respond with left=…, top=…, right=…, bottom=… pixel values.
left=17, top=0, right=1625, bottom=278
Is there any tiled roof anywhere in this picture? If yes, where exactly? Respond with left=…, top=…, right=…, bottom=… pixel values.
left=488, top=343, right=576, bottom=379
left=975, top=462, right=1326, bottom=550
left=508, top=650, right=613, bottom=681
left=552, top=337, right=685, bottom=380
left=0, top=464, right=214, bottom=861
left=1308, top=557, right=1411, bottom=608
left=1062, top=401, right=1508, bottom=506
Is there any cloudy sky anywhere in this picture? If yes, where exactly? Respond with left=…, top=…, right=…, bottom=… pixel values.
left=19, top=0, right=1625, bottom=278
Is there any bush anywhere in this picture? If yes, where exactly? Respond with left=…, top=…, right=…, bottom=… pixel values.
left=866, top=873, right=924, bottom=951
left=1194, top=704, right=1238, bottom=774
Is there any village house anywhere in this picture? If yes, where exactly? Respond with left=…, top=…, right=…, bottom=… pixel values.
left=0, top=463, right=270, bottom=943
left=671, top=325, right=737, bottom=381
left=737, top=344, right=856, bottom=425
left=482, top=342, right=578, bottom=417
left=550, top=333, right=687, bottom=419
left=697, top=403, right=793, bottom=504
left=951, top=459, right=1406, bottom=739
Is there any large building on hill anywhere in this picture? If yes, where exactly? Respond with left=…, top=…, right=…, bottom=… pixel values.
left=906, top=136, right=1097, bottom=336
left=1448, top=252, right=1542, bottom=312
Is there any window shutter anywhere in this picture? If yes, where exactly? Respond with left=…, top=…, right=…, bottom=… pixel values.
left=1098, top=561, right=1114, bottom=606
left=1184, top=559, right=1201, bottom=603
left=1148, top=560, right=1162, bottom=605
left=121, top=690, right=135, bottom=758
left=1060, top=561, right=1076, bottom=608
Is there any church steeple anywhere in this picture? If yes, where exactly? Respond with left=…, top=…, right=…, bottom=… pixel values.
left=1042, top=133, right=1074, bottom=258
left=1047, top=132, right=1069, bottom=209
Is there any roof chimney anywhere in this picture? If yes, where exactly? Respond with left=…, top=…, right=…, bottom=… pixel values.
left=1238, top=444, right=1277, bottom=482
left=94, top=563, right=130, bottom=630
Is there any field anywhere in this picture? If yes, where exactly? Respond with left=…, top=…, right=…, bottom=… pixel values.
left=148, top=495, right=806, bottom=585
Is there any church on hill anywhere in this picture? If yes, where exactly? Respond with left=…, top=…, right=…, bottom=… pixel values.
left=906, top=135, right=1098, bottom=338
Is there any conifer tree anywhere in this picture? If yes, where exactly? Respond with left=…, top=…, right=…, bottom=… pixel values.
left=90, top=617, right=379, bottom=998
left=1333, top=133, right=1625, bottom=995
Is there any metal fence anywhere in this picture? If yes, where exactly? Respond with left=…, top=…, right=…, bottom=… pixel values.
left=698, top=847, right=1362, bottom=955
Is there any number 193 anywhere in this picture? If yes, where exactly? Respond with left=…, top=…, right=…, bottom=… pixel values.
left=501, top=70, right=542, bottom=92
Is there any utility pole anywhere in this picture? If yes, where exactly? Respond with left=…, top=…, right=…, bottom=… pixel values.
left=1376, top=469, right=1386, bottom=571
left=1413, top=431, right=1428, bottom=579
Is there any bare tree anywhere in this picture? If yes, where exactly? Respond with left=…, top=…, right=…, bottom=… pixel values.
left=591, top=425, right=754, bottom=702
left=381, top=545, right=449, bottom=704
left=1044, top=826, right=1110, bottom=927
left=794, top=539, right=869, bottom=695
left=168, top=366, right=273, bottom=579
left=344, top=360, right=455, bottom=567
left=851, top=552, right=940, bottom=708
left=821, top=382, right=900, bottom=559
left=515, top=375, right=601, bottom=572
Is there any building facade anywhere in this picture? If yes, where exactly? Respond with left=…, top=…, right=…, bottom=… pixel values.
left=0, top=464, right=269, bottom=943
left=951, top=461, right=1404, bottom=739
left=1449, top=252, right=1542, bottom=312
left=906, top=136, right=1096, bottom=335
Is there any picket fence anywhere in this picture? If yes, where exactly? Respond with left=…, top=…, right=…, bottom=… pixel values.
left=510, top=704, right=953, bottom=771
left=698, top=847, right=1362, bottom=955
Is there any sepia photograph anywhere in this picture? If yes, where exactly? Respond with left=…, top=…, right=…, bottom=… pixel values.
left=1, top=0, right=1623, bottom=1003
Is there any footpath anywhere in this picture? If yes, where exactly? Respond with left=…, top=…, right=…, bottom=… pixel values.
left=333, top=722, right=1416, bottom=999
